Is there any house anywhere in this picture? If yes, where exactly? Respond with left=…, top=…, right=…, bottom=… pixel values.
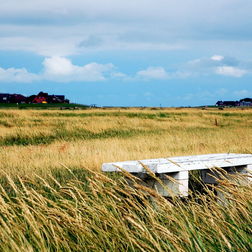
left=47, top=94, right=69, bottom=103
left=239, top=98, right=252, bottom=107
left=30, top=92, right=69, bottom=104
left=0, top=93, right=11, bottom=103
left=216, top=98, right=252, bottom=107
left=9, top=94, right=26, bottom=103
left=216, top=101, right=240, bottom=107
left=32, top=92, right=48, bottom=103
left=0, top=91, right=70, bottom=104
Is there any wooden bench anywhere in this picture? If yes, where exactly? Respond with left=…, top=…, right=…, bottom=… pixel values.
left=102, top=153, right=252, bottom=196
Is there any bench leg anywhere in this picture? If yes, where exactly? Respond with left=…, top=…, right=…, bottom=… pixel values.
left=200, top=165, right=251, bottom=205
left=200, top=165, right=250, bottom=185
left=143, top=171, right=189, bottom=197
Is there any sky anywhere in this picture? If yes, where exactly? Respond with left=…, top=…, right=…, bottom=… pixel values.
left=0, top=0, right=252, bottom=107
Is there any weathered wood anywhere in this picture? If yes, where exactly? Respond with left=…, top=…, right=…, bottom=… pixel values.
left=102, top=153, right=252, bottom=173
left=102, top=153, right=252, bottom=197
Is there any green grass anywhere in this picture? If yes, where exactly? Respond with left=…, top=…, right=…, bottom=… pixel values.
left=0, top=169, right=250, bottom=251
left=41, top=111, right=189, bottom=119
left=0, top=108, right=251, bottom=251
left=0, top=103, right=89, bottom=110
left=0, top=119, right=12, bottom=127
left=0, top=111, right=15, bottom=117
left=209, top=112, right=252, bottom=117
left=0, top=128, right=164, bottom=146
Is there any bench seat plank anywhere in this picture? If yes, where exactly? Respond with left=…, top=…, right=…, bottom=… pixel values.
left=102, top=153, right=252, bottom=174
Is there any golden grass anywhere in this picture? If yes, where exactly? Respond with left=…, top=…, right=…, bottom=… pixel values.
left=0, top=108, right=251, bottom=177
left=0, top=168, right=251, bottom=251
left=0, top=108, right=251, bottom=251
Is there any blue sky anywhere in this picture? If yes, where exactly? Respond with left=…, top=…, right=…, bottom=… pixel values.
left=0, top=0, right=252, bottom=106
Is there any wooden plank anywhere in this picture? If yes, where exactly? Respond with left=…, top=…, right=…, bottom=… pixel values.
left=157, top=157, right=252, bottom=173
left=102, top=153, right=252, bottom=173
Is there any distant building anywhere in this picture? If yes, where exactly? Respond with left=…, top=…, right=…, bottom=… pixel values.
left=31, top=92, right=69, bottom=104
left=9, top=94, right=26, bottom=103
left=48, top=95, right=69, bottom=103
left=0, top=93, right=26, bottom=103
left=32, top=92, right=49, bottom=103
left=0, top=92, right=70, bottom=104
left=216, top=101, right=240, bottom=107
left=216, top=98, right=252, bottom=107
left=0, top=93, right=11, bottom=103
left=239, top=98, right=252, bottom=107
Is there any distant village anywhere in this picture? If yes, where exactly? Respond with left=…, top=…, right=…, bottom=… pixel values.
left=0, top=91, right=252, bottom=108
left=0, top=92, right=69, bottom=104
left=216, top=98, right=252, bottom=107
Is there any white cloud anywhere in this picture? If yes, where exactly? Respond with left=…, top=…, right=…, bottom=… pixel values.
left=188, top=55, right=225, bottom=69
left=43, top=56, right=114, bottom=81
left=211, top=55, right=224, bottom=61
left=43, top=57, right=75, bottom=76
left=1, top=1, right=252, bottom=56
left=0, top=54, right=250, bottom=84
left=0, top=67, right=38, bottom=82
left=0, top=32, right=183, bottom=57
left=136, top=67, right=169, bottom=80
left=185, top=55, right=251, bottom=78
left=0, top=57, right=115, bottom=83
left=215, top=66, right=247, bottom=77
left=110, top=72, right=128, bottom=79
left=1, top=0, right=250, bottom=27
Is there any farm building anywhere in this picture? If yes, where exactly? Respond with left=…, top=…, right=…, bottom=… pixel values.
left=0, top=92, right=70, bottom=104
left=9, top=94, right=26, bottom=103
left=0, top=93, right=26, bottom=103
left=216, top=100, right=240, bottom=107
left=239, top=98, right=252, bottom=106
left=0, top=93, right=11, bottom=103
left=30, top=92, right=69, bottom=104
left=216, top=98, right=252, bottom=107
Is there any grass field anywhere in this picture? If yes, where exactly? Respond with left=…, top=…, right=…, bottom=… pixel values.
left=0, top=103, right=89, bottom=110
left=0, top=108, right=251, bottom=251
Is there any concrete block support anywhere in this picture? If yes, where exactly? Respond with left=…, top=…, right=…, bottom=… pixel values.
left=200, top=169, right=219, bottom=184
left=137, top=171, right=189, bottom=197
left=200, top=165, right=252, bottom=205
left=200, top=165, right=250, bottom=185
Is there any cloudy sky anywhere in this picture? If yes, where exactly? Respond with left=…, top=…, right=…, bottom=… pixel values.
left=0, top=0, right=252, bottom=106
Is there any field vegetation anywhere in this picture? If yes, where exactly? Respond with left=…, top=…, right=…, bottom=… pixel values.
left=0, top=108, right=251, bottom=251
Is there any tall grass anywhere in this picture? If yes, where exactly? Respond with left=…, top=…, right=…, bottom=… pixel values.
left=0, top=169, right=251, bottom=251
left=0, top=108, right=251, bottom=177
left=0, top=108, right=251, bottom=251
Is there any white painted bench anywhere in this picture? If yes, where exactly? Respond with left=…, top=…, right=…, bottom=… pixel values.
left=102, top=153, right=252, bottom=197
